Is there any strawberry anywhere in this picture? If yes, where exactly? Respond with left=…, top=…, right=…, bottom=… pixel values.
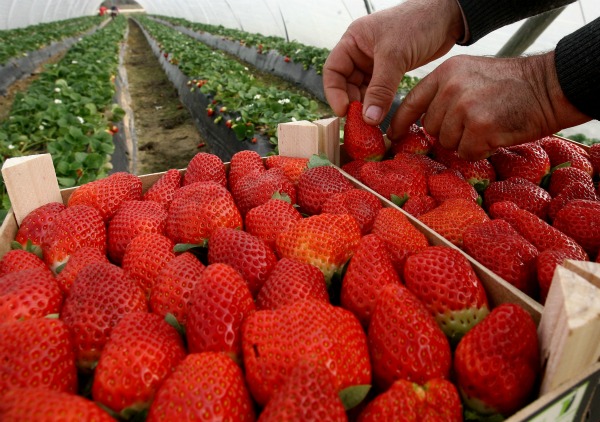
left=321, top=188, right=383, bottom=235
left=67, top=172, right=143, bottom=221
left=149, top=252, right=205, bottom=326
left=418, top=198, right=490, bottom=248
left=41, top=204, right=106, bottom=273
left=228, top=150, right=265, bottom=192
left=55, top=246, right=109, bottom=294
left=341, top=159, right=368, bottom=179
left=344, top=100, right=386, bottom=161
left=142, top=168, right=181, bottom=209
left=244, top=198, right=302, bottom=250
left=553, top=199, right=600, bottom=259
left=14, top=202, right=65, bottom=254
left=232, top=167, right=297, bottom=216
left=264, top=155, right=309, bottom=184
left=547, top=166, right=594, bottom=198
left=275, top=213, right=361, bottom=284
left=259, top=359, right=348, bottom=422
left=166, top=181, right=242, bottom=245
left=368, top=284, right=451, bottom=390
left=0, top=249, right=49, bottom=277
left=0, top=268, right=63, bottom=324
left=536, top=249, right=583, bottom=303
left=402, top=195, right=438, bottom=218
left=390, top=123, right=433, bottom=155
left=208, top=227, right=278, bottom=296
left=447, top=156, right=497, bottom=192
left=357, top=378, right=462, bottom=422
left=394, top=152, right=447, bottom=177
left=0, top=318, right=77, bottom=397
left=107, top=200, right=168, bottom=264
left=454, top=303, right=540, bottom=417
left=404, top=246, right=490, bottom=342
left=463, top=219, right=539, bottom=296
left=147, top=353, right=256, bottom=422
left=61, top=262, right=147, bottom=370
left=488, top=142, right=550, bottom=184
left=242, top=299, right=371, bottom=406
left=538, top=136, right=593, bottom=176
left=590, top=142, right=600, bottom=176
left=122, top=232, right=176, bottom=295
left=428, top=169, right=479, bottom=203
left=489, top=201, right=588, bottom=260
left=370, top=207, right=429, bottom=274
left=187, top=263, right=256, bottom=362
left=547, top=180, right=598, bottom=221
left=0, top=388, right=114, bottom=422
left=297, top=165, right=353, bottom=215
left=484, top=177, right=551, bottom=220
left=183, top=152, right=227, bottom=187
left=256, top=257, right=329, bottom=310
left=341, top=234, right=401, bottom=327
left=92, top=312, right=186, bottom=414
left=359, top=159, right=428, bottom=204
left=430, top=139, right=461, bottom=167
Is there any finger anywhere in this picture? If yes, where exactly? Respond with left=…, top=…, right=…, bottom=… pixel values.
left=456, top=127, right=494, bottom=161
left=387, top=74, right=439, bottom=140
left=362, top=56, right=405, bottom=125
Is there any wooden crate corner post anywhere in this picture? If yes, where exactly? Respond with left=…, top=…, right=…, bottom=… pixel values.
left=313, top=117, right=340, bottom=166
left=276, top=120, right=319, bottom=159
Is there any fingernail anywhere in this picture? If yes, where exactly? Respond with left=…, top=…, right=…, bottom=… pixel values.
left=364, top=105, right=382, bottom=123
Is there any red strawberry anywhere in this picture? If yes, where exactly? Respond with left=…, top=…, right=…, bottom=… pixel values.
left=55, top=246, right=109, bottom=294
left=454, top=303, right=540, bottom=417
left=107, top=200, right=168, bottom=264
left=390, top=123, right=433, bottom=155
left=428, top=169, right=479, bottom=203
left=344, top=100, right=386, bottom=161
left=259, top=359, right=348, bottom=422
left=489, top=201, right=588, bottom=260
left=553, top=199, right=600, bottom=259
left=368, top=284, right=451, bottom=390
left=61, top=262, right=147, bottom=370
left=370, top=207, right=429, bottom=274
left=42, top=205, right=106, bottom=273
left=142, top=168, right=181, bottom=209
left=394, top=152, right=447, bottom=177
left=147, top=353, right=256, bottom=422
left=14, top=202, right=65, bottom=253
left=276, top=213, right=361, bottom=284
left=242, top=299, right=371, bottom=406
left=589, top=143, right=600, bottom=176
left=547, top=166, right=594, bottom=198
left=228, top=150, right=265, bottom=192
left=489, top=142, right=550, bottom=185
left=402, top=195, right=438, bottom=218
left=232, top=167, right=297, bottom=216
left=447, top=156, right=497, bottom=192
left=484, top=177, right=551, bottom=219
left=404, top=246, right=490, bottom=342
left=92, top=312, right=186, bottom=414
left=547, top=180, right=598, bottom=221
left=122, top=232, right=176, bottom=295
left=357, top=378, right=462, bottom=422
left=341, top=234, right=401, bottom=327
left=297, top=165, right=353, bottom=215
left=0, top=388, right=114, bottom=422
left=264, top=155, right=309, bottom=184
left=0, top=318, right=77, bottom=397
left=149, top=252, right=205, bottom=326
left=430, top=139, right=461, bottom=167
left=0, top=268, right=62, bottom=324
left=187, top=263, right=256, bottom=362
left=359, top=159, right=428, bottom=204
left=419, top=198, right=490, bottom=248
left=244, top=198, right=302, bottom=250
left=256, top=257, right=329, bottom=310
left=321, top=188, right=383, bottom=234
left=463, top=219, right=539, bottom=296
left=536, top=249, right=583, bottom=304
left=538, top=136, right=593, bottom=176
left=183, top=152, right=227, bottom=187
left=67, top=172, right=143, bottom=221
left=0, top=249, right=49, bottom=277
left=208, top=227, right=277, bottom=296
left=341, top=159, right=369, bottom=179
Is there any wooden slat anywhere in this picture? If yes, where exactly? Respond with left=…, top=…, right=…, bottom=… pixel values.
left=314, top=117, right=340, bottom=166
left=276, top=120, right=320, bottom=159
left=562, top=259, right=600, bottom=289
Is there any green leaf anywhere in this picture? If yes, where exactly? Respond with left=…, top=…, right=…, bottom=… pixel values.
left=391, top=193, right=409, bottom=207
left=56, top=177, right=76, bottom=188
left=173, top=241, right=208, bottom=253
left=165, top=313, right=186, bottom=338
left=307, top=153, right=331, bottom=168
left=271, top=191, right=291, bottom=203
left=339, top=384, right=371, bottom=410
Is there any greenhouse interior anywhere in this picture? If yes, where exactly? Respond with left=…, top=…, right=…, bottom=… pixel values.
left=0, top=0, right=599, bottom=421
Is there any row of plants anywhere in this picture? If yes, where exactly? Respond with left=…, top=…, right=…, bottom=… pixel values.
left=0, top=15, right=105, bottom=65
left=153, top=15, right=421, bottom=93
left=137, top=15, right=330, bottom=146
left=0, top=16, right=128, bottom=216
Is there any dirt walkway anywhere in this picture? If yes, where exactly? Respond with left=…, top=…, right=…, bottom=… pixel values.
left=124, top=19, right=206, bottom=175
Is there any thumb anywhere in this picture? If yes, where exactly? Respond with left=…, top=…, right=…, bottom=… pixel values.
left=362, top=57, right=404, bottom=125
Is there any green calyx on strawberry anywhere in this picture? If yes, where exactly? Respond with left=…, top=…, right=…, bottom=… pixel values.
left=344, top=101, right=386, bottom=161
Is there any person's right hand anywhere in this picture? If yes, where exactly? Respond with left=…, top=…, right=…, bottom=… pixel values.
left=323, top=0, right=465, bottom=125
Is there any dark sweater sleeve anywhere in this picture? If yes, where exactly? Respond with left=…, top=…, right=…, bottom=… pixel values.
left=457, top=0, right=576, bottom=44
left=555, top=17, right=600, bottom=119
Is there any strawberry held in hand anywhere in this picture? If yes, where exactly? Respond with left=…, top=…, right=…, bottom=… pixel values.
left=344, top=100, right=386, bottom=161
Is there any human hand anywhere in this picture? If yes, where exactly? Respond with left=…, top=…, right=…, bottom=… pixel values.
left=389, top=52, right=591, bottom=160
left=323, top=0, right=465, bottom=125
